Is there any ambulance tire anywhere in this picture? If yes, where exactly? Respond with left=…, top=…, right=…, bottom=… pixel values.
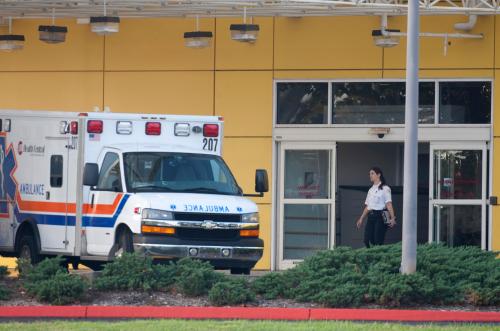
left=18, top=235, right=41, bottom=265
left=116, top=228, right=134, bottom=256
left=230, top=267, right=251, bottom=275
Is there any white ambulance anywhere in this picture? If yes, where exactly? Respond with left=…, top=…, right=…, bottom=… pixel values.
left=0, top=110, right=267, bottom=274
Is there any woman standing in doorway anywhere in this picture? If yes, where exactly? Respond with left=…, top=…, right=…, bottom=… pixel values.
left=356, top=167, right=397, bottom=248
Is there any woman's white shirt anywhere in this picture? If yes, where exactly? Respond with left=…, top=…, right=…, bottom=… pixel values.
left=365, top=184, right=392, bottom=211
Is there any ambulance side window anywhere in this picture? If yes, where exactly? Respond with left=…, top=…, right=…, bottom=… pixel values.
left=50, top=155, right=63, bottom=188
left=96, top=152, right=123, bottom=192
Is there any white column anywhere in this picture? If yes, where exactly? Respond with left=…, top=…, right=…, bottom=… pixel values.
left=401, top=1, right=419, bottom=274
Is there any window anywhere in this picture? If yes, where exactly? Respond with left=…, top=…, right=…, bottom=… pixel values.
left=123, top=152, right=240, bottom=195
left=439, top=81, right=491, bottom=124
left=331, top=82, right=435, bottom=124
left=276, top=82, right=328, bottom=124
left=96, top=152, right=123, bottom=192
left=50, top=155, right=63, bottom=187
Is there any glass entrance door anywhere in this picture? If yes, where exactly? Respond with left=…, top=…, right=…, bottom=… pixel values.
left=429, top=143, right=487, bottom=249
left=278, top=142, right=336, bottom=269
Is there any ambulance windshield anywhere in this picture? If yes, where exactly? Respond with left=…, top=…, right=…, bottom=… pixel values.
left=123, top=152, right=241, bottom=196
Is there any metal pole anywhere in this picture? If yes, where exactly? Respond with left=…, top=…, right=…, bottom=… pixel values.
left=401, top=0, right=419, bottom=274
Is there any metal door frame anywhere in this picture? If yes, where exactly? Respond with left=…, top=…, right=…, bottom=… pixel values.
left=277, top=141, right=336, bottom=269
left=428, top=142, right=487, bottom=249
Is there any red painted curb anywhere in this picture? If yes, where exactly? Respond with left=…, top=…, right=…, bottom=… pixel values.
left=309, top=308, right=500, bottom=322
left=86, top=306, right=310, bottom=320
left=0, top=306, right=87, bottom=318
left=0, top=306, right=499, bottom=322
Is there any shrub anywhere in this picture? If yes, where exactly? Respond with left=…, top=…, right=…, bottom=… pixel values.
left=15, top=258, right=32, bottom=279
left=208, top=278, right=255, bottom=306
left=251, top=243, right=500, bottom=308
left=0, top=266, right=8, bottom=279
left=95, top=253, right=176, bottom=291
left=23, top=256, right=66, bottom=285
left=251, top=272, right=287, bottom=300
left=0, top=285, right=9, bottom=300
left=22, top=256, right=87, bottom=305
left=33, top=271, right=86, bottom=305
left=175, top=258, right=225, bottom=297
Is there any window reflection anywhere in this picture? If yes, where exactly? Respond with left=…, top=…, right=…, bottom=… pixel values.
left=434, top=205, right=481, bottom=247
left=332, top=82, right=435, bottom=124
left=439, top=81, right=491, bottom=124
left=277, top=83, right=328, bottom=124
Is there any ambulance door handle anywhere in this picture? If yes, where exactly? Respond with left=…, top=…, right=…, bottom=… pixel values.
left=90, top=194, right=95, bottom=208
left=46, top=191, right=50, bottom=200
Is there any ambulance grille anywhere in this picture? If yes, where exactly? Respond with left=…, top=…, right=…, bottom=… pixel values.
left=176, top=228, right=239, bottom=241
left=173, top=213, right=242, bottom=223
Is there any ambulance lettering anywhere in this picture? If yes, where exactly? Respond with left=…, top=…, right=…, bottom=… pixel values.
left=183, top=204, right=230, bottom=213
left=19, top=183, right=45, bottom=196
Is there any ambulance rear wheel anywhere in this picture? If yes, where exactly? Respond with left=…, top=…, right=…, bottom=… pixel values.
left=18, top=235, right=41, bottom=265
left=115, top=228, right=134, bottom=257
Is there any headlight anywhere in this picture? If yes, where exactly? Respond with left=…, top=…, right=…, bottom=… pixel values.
left=142, top=208, right=174, bottom=220
left=242, top=212, right=259, bottom=223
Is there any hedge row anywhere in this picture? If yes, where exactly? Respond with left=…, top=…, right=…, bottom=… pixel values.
left=252, top=244, right=500, bottom=307
left=10, top=243, right=500, bottom=307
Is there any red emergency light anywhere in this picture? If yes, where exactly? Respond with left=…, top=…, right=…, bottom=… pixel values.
left=146, top=122, right=161, bottom=135
left=70, top=121, right=78, bottom=135
left=87, top=120, right=103, bottom=134
left=203, top=124, right=219, bottom=137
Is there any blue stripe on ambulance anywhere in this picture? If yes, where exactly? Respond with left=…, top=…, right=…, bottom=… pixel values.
left=14, top=195, right=130, bottom=228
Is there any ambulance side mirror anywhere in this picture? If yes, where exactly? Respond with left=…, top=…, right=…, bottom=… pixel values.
left=83, top=163, right=99, bottom=187
left=255, top=169, right=269, bottom=194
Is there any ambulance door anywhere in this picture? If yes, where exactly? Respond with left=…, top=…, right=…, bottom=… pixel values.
left=85, top=150, right=124, bottom=255
left=39, top=136, right=70, bottom=251
left=0, top=132, right=14, bottom=249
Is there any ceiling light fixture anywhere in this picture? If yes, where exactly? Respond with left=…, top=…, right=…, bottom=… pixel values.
left=0, top=17, right=25, bottom=52
left=90, top=0, right=120, bottom=35
left=230, top=7, right=259, bottom=43
left=184, top=15, right=213, bottom=48
left=39, top=8, right=68, bottom=44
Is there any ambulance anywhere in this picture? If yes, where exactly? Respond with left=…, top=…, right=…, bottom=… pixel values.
left=0, top=110, right=267, bottom=274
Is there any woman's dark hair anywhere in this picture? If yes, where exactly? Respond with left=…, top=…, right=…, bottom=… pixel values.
left=370, top=166, right=387, bottom=190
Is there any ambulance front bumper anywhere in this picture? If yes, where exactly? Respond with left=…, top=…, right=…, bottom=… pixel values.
left=132, top=235, right=263, bottom=268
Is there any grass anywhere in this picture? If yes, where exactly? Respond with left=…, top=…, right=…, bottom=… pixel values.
left=0, top=320, right=498, bottom=331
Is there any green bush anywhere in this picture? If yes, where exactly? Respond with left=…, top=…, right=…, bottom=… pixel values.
left=252, top=243, right=500, bottom=308
left=208, top=278, right=255, bottom=306
left=22, top=256, right=87, bottom=305
left=95, top=253, right=176, bottom=291
left=15, top=258, right=32, bottom=279
left=0, top=266, right=8, bottom=279
left=0, top=285, right=10, bottom=300
left=175, top=258, right=225, bottom=297
left=33, top=271, right=86, bottom=305
left=251, top=272, right=287, bottom=300
left=23, top=256, right=65, bottom=284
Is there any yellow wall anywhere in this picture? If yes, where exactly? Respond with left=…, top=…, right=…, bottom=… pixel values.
left=1, top=14, right=500, bottom=269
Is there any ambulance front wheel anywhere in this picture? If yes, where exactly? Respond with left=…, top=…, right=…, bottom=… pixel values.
left=115, top=228, right=134, bottom=257
left=18, top=235, right=41, bottom=265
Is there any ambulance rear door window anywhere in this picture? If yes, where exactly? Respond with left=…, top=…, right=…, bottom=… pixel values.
left=50, top=155, right=63, bottom=187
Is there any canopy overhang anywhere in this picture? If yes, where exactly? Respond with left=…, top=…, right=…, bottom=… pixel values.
left=0, top=1, right=498, bottom=20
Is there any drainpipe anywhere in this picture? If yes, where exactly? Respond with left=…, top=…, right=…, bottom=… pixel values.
left=454, top=15, right=478, bottom=32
